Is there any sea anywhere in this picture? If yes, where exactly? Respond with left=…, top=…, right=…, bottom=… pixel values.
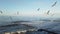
left=0, top=16, right=60, bottom=34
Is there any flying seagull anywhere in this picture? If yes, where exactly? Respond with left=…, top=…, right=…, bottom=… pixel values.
left=0, top=10, right=3, bottom=14
left=52, top=1, right=57, bottom=7
left=37, top=8, right=40, bottom=11
left=47, top=10, right=50, bottom=15
left=17, top=11, right=19, bottom=15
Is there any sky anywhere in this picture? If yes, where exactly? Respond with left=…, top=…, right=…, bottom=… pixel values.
left=0, top=0, right=60, bottom=18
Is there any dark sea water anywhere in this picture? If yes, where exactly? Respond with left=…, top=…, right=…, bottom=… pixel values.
left=0, top=16, right=60, bottom=34
left=0, top=21, right=60, bottom=34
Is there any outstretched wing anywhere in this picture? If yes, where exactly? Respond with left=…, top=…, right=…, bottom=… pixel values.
left=52, top=1, right=57, bottom=7
left=47, top=10, right=50, bottom=15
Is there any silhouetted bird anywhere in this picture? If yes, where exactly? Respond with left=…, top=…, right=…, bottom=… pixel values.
left=0, top=10, right=3, bottom=14
left=37, top=8, right=40, bottom=11
left=47, top=10, right=50, bottom=15
left=17, top=11, right=19, bottom=15
left=52, top=1, right=57, bottom=7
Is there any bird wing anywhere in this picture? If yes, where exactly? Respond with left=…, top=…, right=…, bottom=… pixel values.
left=47, top=10, right=50, bottom=15
left=0, top=10, right=3, bottom=14
left=52, top=1, right=57, bottom=7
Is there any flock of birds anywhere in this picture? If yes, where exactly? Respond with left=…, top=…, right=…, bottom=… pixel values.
left=0, top=1, right=57, bottom=20
left=37, top=1, right=57, bottom=16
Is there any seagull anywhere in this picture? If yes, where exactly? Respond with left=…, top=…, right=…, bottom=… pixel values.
left=52, top=1, right=57, bottom=7
left=17, top=11, right=19, bottom=15
left=37, top=8, right=40, bottom=11
left=47, top=10, right=50, bottom=15
left=0, top=10, right=3, bottom=14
